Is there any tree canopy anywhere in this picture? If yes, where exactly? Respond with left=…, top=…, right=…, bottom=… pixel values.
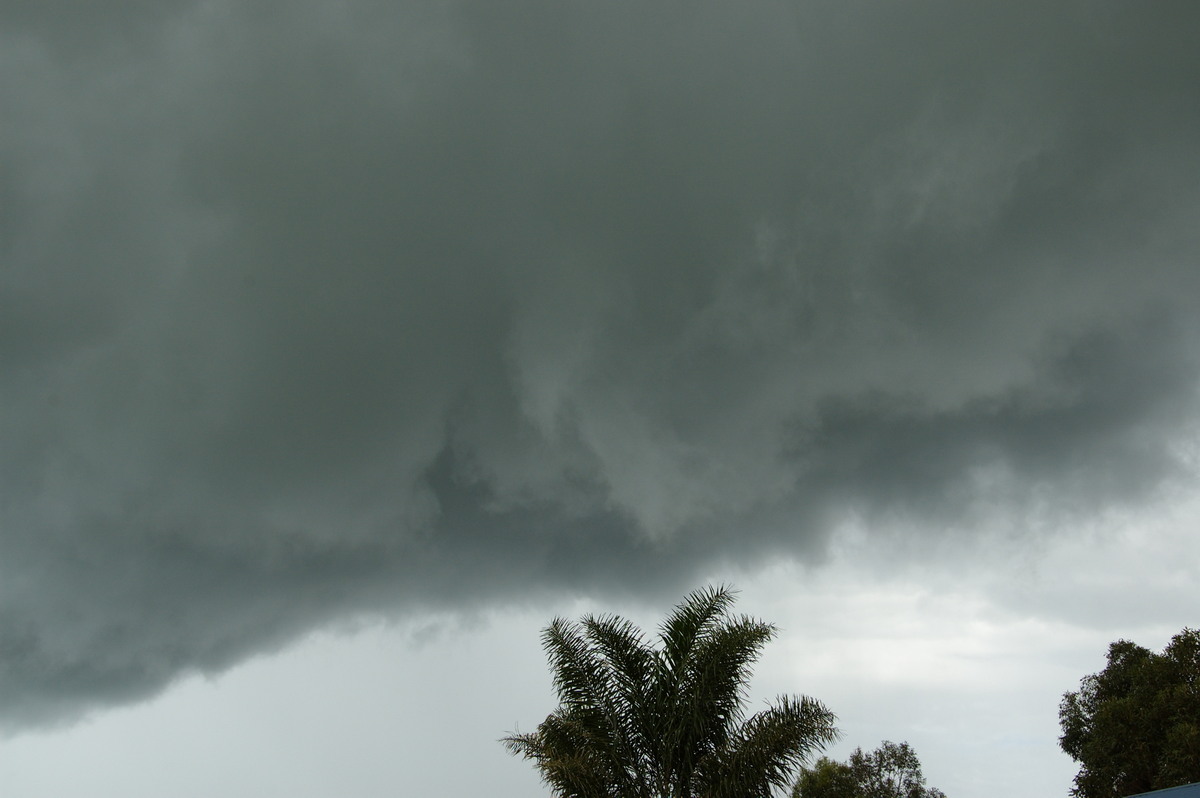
left=792, top=740, right=946, bottom=798
left=504, top=585, right=840, bottom=798
left=1059, top=627, right=1200, bottom=798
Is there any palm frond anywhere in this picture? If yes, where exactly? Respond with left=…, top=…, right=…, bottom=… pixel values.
left=654, top=587, right=739, bottom=756
left=658, top=585, right=739, bottom=674
left=504, top=710, right=623, bottom=798
left=543, top=618, right=604, bottom=711
left=698, top=695, right=840, bottom=798
left=671, top=614, right=777, bottom=778
left=582, top=614, right=658, bottom=794
left=540, top=618, right=641, bottom=796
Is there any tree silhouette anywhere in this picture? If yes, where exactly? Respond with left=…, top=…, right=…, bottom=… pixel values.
left=1060, top=628, right=1200, bottom=798
left=793, top=740, right=946, bottom=798
left=504, top=585, right=840, bottom=798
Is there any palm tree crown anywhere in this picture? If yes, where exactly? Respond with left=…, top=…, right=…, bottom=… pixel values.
left=504, top=586, right=840, bottom=798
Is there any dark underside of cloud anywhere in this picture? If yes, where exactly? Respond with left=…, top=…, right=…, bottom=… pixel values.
left=3, top=0, right=1200, bottom=729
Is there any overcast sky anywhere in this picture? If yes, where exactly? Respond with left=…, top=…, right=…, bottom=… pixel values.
left=3, top=1, right=1199, bottom=796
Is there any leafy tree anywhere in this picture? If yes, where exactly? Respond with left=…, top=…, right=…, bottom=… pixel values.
left=792, top=740, right=946, bottom=798
left=791, top=756, right=858, bottom=798
left=504, top=585, right=840, bottom=798
left=1059, top=628, right=1200, bottom=798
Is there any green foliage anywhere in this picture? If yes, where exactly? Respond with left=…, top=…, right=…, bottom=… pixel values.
left=1059, top=628, right=1200, bottom=798
left=504, top=585, right=841, bottom=798
left=792, top=757, right=858, bottom=798
left=792, top=741, right=946, bottom=798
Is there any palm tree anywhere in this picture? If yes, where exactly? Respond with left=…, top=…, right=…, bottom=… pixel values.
left=504, top=585, right=840, bottom=798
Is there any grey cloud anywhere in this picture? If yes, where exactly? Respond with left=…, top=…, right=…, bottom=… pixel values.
left=4, top=0, right=1200, bottom=729
left=797, top=312, right=1200, bottom=524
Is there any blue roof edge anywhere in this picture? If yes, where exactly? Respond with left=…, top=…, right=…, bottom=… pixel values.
left=1128, top=783, right=1200, bottom=798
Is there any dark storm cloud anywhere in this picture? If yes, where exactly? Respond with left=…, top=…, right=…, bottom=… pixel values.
left=4, top=0, right=1200, bottom=728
